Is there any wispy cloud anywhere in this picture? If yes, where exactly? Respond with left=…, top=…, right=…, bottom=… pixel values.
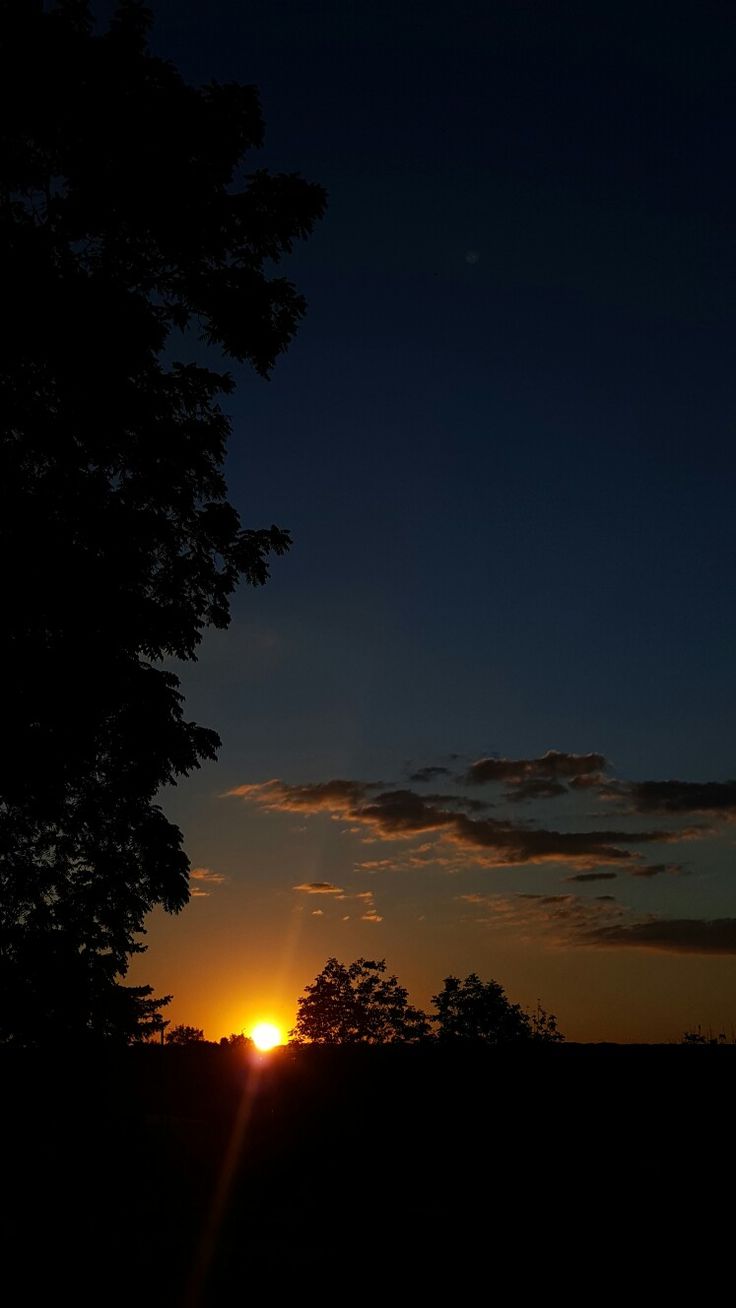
left=461, top=892, right=736, bottom=956
left=191, top=867, right=226, bottom=884
left=291, top=879, right=384, bottom=922
left=293, top=881, right=344, bottom=895
left=564, top=871, right=618, bottom=883
left=189, top=867, right=226, bottom=898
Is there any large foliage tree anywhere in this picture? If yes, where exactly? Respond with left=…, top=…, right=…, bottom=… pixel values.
left=291, top=958, right=431, bottom=1045
left=0, top=1, right=326, bottom=1043
left=432, top=974, right=564, bottom=1044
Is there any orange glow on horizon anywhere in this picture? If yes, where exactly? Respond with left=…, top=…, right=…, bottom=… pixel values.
left=251, top=1021, right=283, bottom=1051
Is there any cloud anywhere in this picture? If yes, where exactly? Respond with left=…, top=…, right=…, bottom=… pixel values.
left=465, top=751, right=607, bottom=787
left=234, top=777, right=687, bottom=871
left=354, top=858, right=400, bottom=872
left=190, top=867, right=226, bottom=885
left=629, top=862, right=683, bottom=878
left=620, top=779, right=736, bottom=817
left=293, top=881, right=344, bottom=895
left=355, top=789, right=463, bottom=835
left=228, top=778, right=371, bottom=812
left=293, top=880, right=384, bottom=921
left=505, top=779, right=569, bottom=803
left=447, top=812, right=673, bottom=869
left=565, top=871, right=618, bottom=883
left=189, top=867, right=226, bottom=897
left=461, top=891, right=736, bottom=956
left=586, top=918, right=736, bottom=955
left=460, top=891, right=623, bottom=940
left=408, top=765, right=452, bottom=783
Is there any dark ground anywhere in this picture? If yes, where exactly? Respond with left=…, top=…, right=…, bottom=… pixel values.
left=3, top=1041, right=733, bottom=1302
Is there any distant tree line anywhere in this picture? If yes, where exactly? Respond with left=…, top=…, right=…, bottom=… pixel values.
left=289, top=958, right=565, bottom=1046
left=163, top=1024, right=253, bottom=1049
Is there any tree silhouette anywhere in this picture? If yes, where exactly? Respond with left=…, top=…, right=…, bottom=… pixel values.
left=166, top=1024, right=205, bottom=1045
left=0, top=2, right=325, bottom=1044
left=219, top=1033, right=254, bottom=1050
left=291, top=958, right=430, bottom=1044
left=432, top=974, right=564, bottom=1044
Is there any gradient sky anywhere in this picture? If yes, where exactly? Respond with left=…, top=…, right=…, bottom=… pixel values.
left=119, top=0, right=736, bottom=1042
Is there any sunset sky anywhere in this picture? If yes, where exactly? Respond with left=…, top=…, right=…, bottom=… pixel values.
left=126, top=0, right=736, bottom=1042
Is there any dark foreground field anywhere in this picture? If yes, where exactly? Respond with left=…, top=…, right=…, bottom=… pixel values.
left=3, top=1042, right=734, bottom=1301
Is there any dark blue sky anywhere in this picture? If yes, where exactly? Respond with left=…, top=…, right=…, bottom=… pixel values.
left=115, top=1, right=736, bottom=1039
left=135, top=0, right=736, bottom=781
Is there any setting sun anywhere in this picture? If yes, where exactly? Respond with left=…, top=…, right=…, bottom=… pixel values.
left=251, top=1022, right=282, bottom=1051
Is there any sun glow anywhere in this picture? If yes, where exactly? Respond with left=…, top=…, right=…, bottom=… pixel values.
left=251, top=1021, right=282, bottom=1051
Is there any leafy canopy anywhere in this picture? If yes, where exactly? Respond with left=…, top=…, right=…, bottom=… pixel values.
left=0, top=0, right=325, bottom=1044
left=432, top=974, right=564, bottom=1044
left=291, top=958, right=431, bottom=1045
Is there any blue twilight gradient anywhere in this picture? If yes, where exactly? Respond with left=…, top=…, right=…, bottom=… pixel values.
left=95, top=0, right=736, bottom=1035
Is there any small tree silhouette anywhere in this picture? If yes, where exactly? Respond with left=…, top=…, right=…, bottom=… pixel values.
left=166, top=1024, right=205, bottom=1045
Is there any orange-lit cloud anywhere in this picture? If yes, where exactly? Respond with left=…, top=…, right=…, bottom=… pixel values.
left=291, top=879, right=383, bottom=923
left=189, top=867, right=226, bottom=898
left=293, top=881, right=344, bottom=895
left=229, top=779, right=366, bottom=813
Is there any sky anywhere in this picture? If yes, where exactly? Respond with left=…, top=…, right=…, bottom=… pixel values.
left=121, top=0, right=736, bottom=1042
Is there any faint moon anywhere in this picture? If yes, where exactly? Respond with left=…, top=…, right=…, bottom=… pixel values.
left=465, top=250, right=480, bottom=264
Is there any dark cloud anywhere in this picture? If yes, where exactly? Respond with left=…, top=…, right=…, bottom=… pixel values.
left=585, top=918, right=736, bottom=955
left=565, top=871, right=618, bottom=883
left=623, top=779, right=736, bottom=817
left=568, top=772, right=608, bottom=790
left=357, top=789, right=460, bottom=835
left=449, top=813, right=672, bottom=869
left=629, top=862, right=682, bottom=878
left=423, top=792, right=490, bottom=812
left=463, top=892, right=736, bottom=956
left=505, top=779, right=568, bottom=803
left=408, top=765, right=452, bottom=783
left=234, top=777, right=688, bottom=870
left=465, top=751, right=607, bottom=787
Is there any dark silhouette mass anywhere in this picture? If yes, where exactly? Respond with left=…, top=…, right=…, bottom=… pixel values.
left=165, top=1024, right=205, bottom=1045
left=291, top=958, right=563, bottom=1045
left=432, top=972, right=563, bottom=1044
left=291, top=957, right=431, bottom=1044
left=0, top=1, right=325, bottom=1044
